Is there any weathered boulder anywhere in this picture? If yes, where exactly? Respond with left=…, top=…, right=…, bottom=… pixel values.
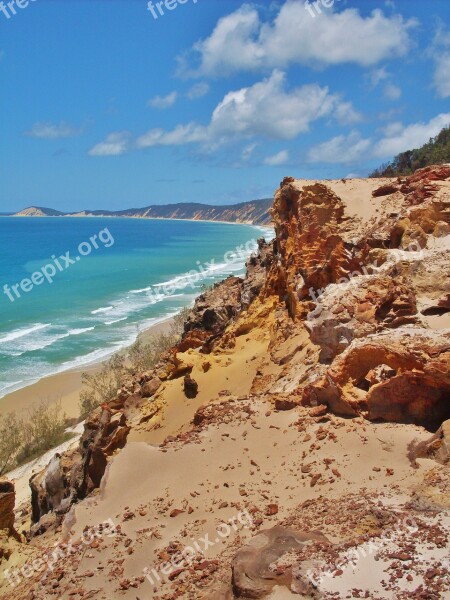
left=305, top=329, right=450, bottom=428
left=141, top=377, right=161, bottom=398
left=232, top=526, right=329, bottom=598
left=372, top=183, right=399, bottom=197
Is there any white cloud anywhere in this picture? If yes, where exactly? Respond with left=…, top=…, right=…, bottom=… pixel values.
left=369, top=67, right=388, bottom=87
left=136, top=124, right=208, bottom=149
left=334, top=101, right=363, bottom=125
left=135, top=70, right=359, bottom=149
left=264, top=150, right=289, bottom=166
left=368, top=67, right=401, bottom=100
left=186, top=82, right=210, bottom=100
left=430, top=27, right=450, bottom=98
left=178, top=3, right=416, bottom=77
left=24, top=121, right=81, bottom=139
left=433, top=53, right=450, bottom=98
left=88, top=131, right=131, bottom=156
left=384, top=83, right=402, bottom=100
left=307, top=112, right=450, bottom=165
left=308, top=131, right=372, bottom=164
left=374, top=112, right=450, bottom=157
left=147, top=91, right=178, bottom=109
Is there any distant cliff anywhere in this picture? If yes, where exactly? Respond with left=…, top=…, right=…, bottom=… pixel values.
left=14, top=199, right=273, bottom=226
left=14, top=206, right=66, bottom=217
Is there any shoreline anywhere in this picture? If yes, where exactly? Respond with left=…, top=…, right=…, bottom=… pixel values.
left=0, top=316, right=176, bottom=421
left=4, top=214, right=273, bottom=228
left=0, top=220, right=274, bottom=421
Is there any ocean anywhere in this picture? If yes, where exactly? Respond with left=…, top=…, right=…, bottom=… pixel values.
left=0, top=217, right=271, bottom=399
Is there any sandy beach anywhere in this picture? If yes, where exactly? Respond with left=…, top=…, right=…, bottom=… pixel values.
left=0, top=316, right=176, bottom=421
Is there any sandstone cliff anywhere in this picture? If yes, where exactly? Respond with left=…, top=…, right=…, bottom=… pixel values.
left=2, top=167, right=450, bottom=600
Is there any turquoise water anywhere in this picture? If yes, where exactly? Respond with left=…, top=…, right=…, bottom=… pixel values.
left=0, top=217, right=271, bottom=398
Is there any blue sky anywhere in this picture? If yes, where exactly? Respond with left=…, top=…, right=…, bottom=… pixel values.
left=1, top=0, right=449, bottom=212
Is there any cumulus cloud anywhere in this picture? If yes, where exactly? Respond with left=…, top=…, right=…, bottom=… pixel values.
left=374, top=112, right=450, bottom=157
left=178, top=3, right=415, bottom=77
left=129, top=71, right=359, bottom=152
left=24, top=121, right=81, bottom=139
left=90, top=71, right=359, bottom=157
left=148, top=91, right=178, bottom=109
left=88, top=131, right=131, bottom=156
left=307, top=112, right=450, bottom=165
left=264, top=150, right=289, bottom=166
left=308, top=131, right=372, bottom=164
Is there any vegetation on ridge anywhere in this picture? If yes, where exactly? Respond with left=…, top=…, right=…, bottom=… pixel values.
left=79, top=308, right=190, bottom=417
left=370, top=126, right=450, bottom=177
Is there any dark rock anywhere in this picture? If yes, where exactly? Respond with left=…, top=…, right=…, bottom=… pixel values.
left=184, top=375, right=199, bottom=399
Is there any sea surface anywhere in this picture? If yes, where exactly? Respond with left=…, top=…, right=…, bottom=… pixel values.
left=0, top=217, right=272, bottom=398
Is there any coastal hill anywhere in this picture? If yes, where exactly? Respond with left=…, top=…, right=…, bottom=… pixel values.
left=13, top=206, right=66, bottom=217
left=370, top=125, right=450, bottom=177
left=2, top=167, right=450, bottom=598
left=13, top=198, right=273, bottom=225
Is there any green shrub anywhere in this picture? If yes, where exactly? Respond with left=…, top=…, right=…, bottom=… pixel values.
left=79, top=353, right=126, bottom=418
left=79, top=307, right=191, bottom=417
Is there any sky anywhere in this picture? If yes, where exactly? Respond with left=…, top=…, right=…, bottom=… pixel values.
left=0, top=0, right=449, bottom=212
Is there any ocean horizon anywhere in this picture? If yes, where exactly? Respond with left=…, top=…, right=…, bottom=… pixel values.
left=0, top=217, right=272, bottom=400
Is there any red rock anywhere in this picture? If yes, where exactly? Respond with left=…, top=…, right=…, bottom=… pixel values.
left=265, top=504, right=279, bottom=516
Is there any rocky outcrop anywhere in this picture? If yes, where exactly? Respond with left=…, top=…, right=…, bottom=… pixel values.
left=181, top=276, right=244, bottom=351
left=180, top=243, right=271, bottom=352
left=265, top=178, right=368, bottom=318
left=304, top=329, right=450, bottom=427
left=30, top=405, right=131, bottom=529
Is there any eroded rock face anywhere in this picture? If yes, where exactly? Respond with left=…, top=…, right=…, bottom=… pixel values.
left=182, top=276, right=244, bottom=349
left=305, top=329, right=450, bottom=428
left=232, top=525, right=329, bottom=598
left=265, top=178, right=367, bottom=318
left=306, top=272, right=418, bottom=361
left=179, top=242, right=272, bottom=353
left=0, top=480, right=15, bottom=533
left=30, top=406, right=131, bottom=528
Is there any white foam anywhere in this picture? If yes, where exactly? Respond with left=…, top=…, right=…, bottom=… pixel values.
left=67, top=327, right=95, bottom=335
left=104, top=317, right=127, bottom=325
left=91, top=306, right=114, bottom=315
left=0, top=323, right=50, bottom=344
